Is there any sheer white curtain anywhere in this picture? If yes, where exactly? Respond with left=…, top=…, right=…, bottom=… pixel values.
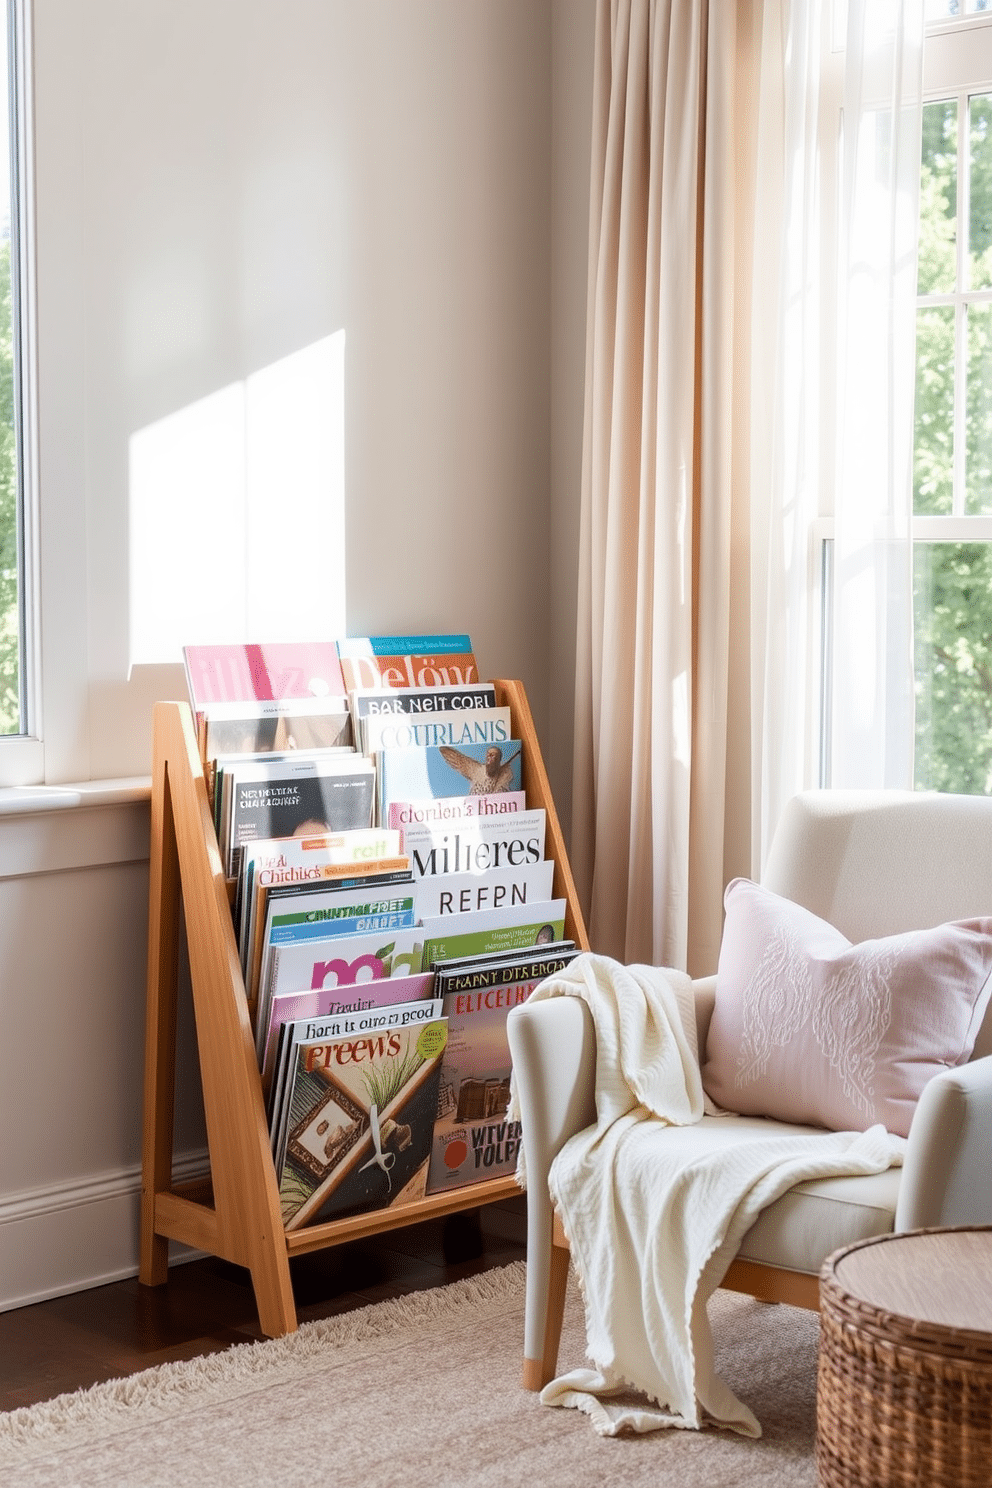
left=754, top=0, right=924, bottom=866
left=832, top=0, right=923, bottom=790
left=750, top=0, right=826, bottom=869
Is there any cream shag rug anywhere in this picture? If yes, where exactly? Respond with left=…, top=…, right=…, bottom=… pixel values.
left=0, top=1262, right=820, bottom=1487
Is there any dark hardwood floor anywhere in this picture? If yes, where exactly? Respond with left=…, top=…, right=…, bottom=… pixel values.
left=0, top=1207, right=526, bottom=1413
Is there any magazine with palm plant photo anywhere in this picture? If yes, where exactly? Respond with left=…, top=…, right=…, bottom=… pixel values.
left=275, top=997, right=447, bottom=1230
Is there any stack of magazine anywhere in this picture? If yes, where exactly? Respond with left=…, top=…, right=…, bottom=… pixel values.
left=183, top=633, right=579, bottom=1231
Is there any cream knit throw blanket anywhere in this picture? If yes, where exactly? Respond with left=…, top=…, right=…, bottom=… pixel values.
left=518, top=953, right=905, bottom=1437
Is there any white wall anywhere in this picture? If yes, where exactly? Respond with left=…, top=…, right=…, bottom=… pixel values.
left=0, top=0, right=596, bottom=1309
left=34, top=0, right=554, bottom=782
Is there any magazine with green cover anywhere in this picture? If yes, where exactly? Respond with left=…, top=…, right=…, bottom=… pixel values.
left=419, top=899, right=566, bottom=969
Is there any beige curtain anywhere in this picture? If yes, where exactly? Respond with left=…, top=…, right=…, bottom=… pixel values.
left=571, top=0, right=761, bottom=973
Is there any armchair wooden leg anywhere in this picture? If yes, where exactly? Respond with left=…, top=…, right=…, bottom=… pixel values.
left=523, top=1238, right=570, bottom=1390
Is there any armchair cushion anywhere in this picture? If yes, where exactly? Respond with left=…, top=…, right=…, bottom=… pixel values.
left=701, top=879, right=992, bottom=1137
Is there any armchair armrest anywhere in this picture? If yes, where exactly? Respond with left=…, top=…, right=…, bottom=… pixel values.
left=507, top=976, right=716, bottom=1378
left=507, top=997, right=596, bottom=1371
left=896, top=1053, right=992, bottom=1231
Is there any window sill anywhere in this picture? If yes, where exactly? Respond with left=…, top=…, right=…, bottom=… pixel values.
left=0, top=776, right=152, bottom=818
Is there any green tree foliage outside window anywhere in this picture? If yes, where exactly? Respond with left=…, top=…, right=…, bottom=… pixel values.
left=0, top=232, right=18, bottom=735
left=913, top=94, right=992, bottom=792
left=915, top=543, right=992, bottom=792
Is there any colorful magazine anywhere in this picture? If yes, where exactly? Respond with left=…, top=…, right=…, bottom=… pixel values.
left=183, top=642, right=348, bottom=718
left=378, top=740, right=523, bottom=821
left=411, top=858, right=554, bottom=921
left=276, top=999, right=448, bottom=1229
left=268, top=993, right=443, bottom=1165
left=420, top=900, right=566, bottom=969
left=427, top=944, right=579, bottom=1194
left=237, top=830, right=407, bottom=991
left=387, top=792, right=527, bottom=833
left=253, top=881, right=418, bottom=1056
left=259, top=971, right=435, bottom=1094
left=336, top=634, right=479, bottom=692
left=266, top=927, right=425, bottom=998
left=401, top=809, right=547, bottom=880
left=349, top=683, right=497, bottom=753
left=362, top=706, right=512, bottom=755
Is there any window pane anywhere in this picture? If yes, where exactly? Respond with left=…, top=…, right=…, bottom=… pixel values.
left=914, top=304, right=955, bottom=514
left=967, top=302, right=992, bottom=511
left=914, top=542, right=992, bottom=793
left=919, top=100, right=957, bottom=296
left=0, top=7, right=20, bottom=736
left=970, top=94, right=992, bottom=288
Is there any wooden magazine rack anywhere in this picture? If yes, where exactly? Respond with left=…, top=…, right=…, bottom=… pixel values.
left=140, top=678, right=589, bottom=1336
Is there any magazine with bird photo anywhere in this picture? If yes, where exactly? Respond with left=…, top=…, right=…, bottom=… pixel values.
left=377, top=740, right=523, bottom=822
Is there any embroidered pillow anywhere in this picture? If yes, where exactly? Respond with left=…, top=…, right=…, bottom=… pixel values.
left=700, top=879, right=992, bottom=1138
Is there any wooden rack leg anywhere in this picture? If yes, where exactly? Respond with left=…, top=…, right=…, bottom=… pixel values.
left=247, top=1242, right=297, bottom=1339
left=140, top=753, right=181, bottom=1288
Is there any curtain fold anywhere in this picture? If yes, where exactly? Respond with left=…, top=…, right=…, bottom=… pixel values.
left=832, top=0, right=924, bottom=789
left=572, top=0, right=925, bottom=973
left=572, top=0, right=758, bottom=971
left=749, top=0, right=824, bottom=870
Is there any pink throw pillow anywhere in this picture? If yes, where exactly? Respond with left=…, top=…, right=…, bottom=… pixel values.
left=701, top=879, right=992, bottom=1137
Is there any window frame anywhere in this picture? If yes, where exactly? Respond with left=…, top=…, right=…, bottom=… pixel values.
left=0, top=0, right=41, bottom=786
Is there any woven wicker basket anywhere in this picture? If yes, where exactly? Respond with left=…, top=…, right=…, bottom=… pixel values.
left=817, top=1230, right=992, bottom=1488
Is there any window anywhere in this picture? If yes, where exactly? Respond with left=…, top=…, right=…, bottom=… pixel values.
left=0, top=0, right=28, bottom=744
left=912, top=9, right=992, bottom=791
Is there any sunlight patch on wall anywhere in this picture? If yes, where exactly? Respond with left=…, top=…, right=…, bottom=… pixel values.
left=128, top=332, right=346, bottom=669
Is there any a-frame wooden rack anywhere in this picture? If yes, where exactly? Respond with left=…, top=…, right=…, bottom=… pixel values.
left=140, top=678, right=589, bottom=1337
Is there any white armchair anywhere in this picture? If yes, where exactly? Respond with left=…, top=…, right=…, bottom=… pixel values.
left=507, top=790, right=992, bottom=1390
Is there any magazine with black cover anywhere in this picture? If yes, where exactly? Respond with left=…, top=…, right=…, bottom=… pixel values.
left=427, top=943, right=579, bottom=1194
left=218, top=754, right=376, bottom=878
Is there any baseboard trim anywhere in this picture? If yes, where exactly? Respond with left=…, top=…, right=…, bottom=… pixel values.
left=0, top=1149, right=208, bottom=1313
